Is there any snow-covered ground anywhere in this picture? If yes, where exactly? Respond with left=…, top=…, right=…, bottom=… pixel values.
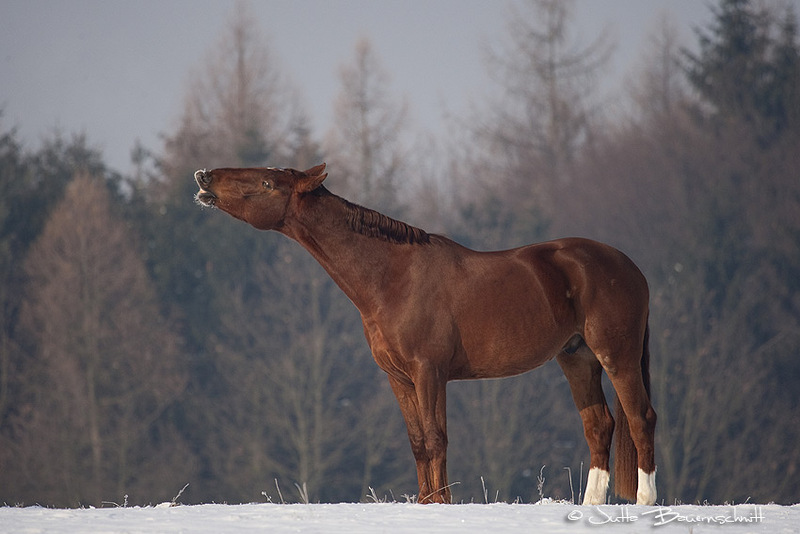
left=1, top=502, right=797, bottom=533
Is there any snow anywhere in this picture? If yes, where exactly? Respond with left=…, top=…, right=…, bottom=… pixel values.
left=1, top=502, right=798, bottom=533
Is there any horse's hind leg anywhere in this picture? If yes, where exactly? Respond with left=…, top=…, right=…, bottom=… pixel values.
left=557, top=345, right=614, bottom=505
left=605, top=365, right=657, bottom=505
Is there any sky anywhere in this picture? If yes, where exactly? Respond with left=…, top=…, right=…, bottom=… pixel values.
left=2, top=0, right=793, bottom=175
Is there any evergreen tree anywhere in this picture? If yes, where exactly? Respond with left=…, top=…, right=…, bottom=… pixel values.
left=684, top=0, right=800, bottom=142
left=0, top=123, right=26, bottom=448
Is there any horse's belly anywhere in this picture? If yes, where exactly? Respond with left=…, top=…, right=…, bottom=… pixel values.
left=445, top=252, right=575, bottom=380
left=450, top=327, right=567, bottom=380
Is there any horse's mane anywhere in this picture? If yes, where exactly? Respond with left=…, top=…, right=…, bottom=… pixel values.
left=340, top=197, right=431, bottom=245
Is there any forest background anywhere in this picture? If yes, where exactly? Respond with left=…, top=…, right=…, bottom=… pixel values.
left=1, top=0, right=799, bottom=507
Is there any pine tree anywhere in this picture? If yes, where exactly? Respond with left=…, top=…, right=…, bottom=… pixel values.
left=684, top=0, right=800, bottom=142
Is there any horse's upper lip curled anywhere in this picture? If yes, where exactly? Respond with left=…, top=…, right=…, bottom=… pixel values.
left=196, top=189, right=217, bottom=206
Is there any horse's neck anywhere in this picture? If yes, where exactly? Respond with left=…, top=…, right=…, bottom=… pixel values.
left=280, top=192, right=393, bottom=310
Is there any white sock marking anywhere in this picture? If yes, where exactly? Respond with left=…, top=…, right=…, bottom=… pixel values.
left=636, top=468, right=657, bottom=505
left=582, top=467, right=609, bottom=505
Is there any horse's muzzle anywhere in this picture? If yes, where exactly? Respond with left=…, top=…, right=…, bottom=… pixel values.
left=194, top=169, right=217, bottom=206
left=194, top=170, right=217, bottom=206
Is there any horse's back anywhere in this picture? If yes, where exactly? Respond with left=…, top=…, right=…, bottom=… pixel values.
left=542, top=237, right=649, bottom=316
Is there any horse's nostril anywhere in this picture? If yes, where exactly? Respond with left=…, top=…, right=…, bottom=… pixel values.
left=194, top=169, right=211, bottom=187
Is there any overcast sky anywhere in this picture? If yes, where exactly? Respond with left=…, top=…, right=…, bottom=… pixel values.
left=4, top=0, right=792, bottom=175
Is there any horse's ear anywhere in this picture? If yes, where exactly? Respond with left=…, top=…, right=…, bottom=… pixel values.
left=296, top=163, right=328, bottom=193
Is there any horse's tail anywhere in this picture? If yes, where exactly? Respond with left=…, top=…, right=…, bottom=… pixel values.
left=613, top=321, right=651, bottom=501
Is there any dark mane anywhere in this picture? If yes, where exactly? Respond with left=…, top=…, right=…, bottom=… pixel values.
left=340, top=198, right=431, bottom=245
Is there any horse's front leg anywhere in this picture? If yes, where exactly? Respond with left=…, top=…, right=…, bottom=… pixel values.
left=388, top=376, right=432, bottom=498
left=414, top=364, right=450, bottom=504
left=388, top=372, right=450, bottom=504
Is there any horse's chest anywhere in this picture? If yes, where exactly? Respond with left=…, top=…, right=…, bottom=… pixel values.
left=361, top=317, right=414, bottom=381
left=361, top=306, right=459, bottom=377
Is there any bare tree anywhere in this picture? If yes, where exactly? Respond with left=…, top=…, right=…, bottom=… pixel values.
left=627, top=14, right=688, bottom=123
left=483, top=0, right=613, bottom=186
left=200, top=237, right=403, bottom=502
left=16, top=174, right=187, bottom=506
left=324, top=38, right=410, bottom=211
left=161, top=2, right=300, bottom=187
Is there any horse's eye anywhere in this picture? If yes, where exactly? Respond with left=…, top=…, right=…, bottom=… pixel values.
left=262, top=180, right=273, bottom=191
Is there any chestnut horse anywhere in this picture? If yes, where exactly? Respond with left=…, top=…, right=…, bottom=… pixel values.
left=194, top=164, right=656, bottom=505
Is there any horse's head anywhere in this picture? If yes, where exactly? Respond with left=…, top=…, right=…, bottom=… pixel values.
left=194, top=163, right=328, bottom=230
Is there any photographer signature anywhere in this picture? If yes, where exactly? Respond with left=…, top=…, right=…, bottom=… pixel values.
left=567, top=505, right=764, bottom=527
